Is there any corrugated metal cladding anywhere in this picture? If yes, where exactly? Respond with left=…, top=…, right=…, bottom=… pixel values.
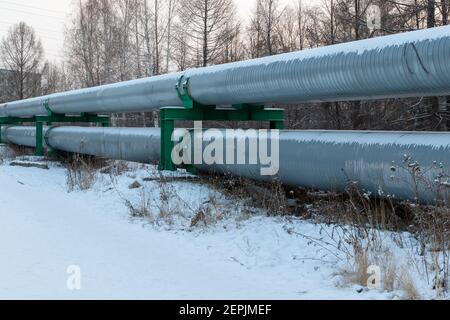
left=1, top=26, right=450, bottom=117
left=2, top=126, right=449, bottom=204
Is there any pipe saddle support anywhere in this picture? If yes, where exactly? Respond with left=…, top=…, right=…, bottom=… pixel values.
left=159, top=101, right=285, bottom=172
left=0, top=103, right=109, bottom=156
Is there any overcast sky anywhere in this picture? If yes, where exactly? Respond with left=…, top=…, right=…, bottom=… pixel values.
left=0, top=0, right=308, bottom=62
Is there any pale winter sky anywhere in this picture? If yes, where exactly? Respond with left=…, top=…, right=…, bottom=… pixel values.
left=0, top=0, right=313, bottom=63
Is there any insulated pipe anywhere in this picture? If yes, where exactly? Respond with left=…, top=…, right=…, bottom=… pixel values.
left=1, top=26, right=450, bottom=117
left=0, top=126, right=160, bottom=163
left=2, top=126, right=449, bottom=203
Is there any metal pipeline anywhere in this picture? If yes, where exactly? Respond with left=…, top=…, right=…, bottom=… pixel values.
left=1, top=26, right=450, bottom=117
left=1, top=126, right=160, bottom=163
left=2, top=126, right=449, bottom=203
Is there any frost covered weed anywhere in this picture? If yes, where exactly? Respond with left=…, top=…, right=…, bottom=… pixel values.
left=390, top=154, right=449, bottom=205
left=400, top=269, right=421, bottom=300
left=284, top=166, right=449, bottom=299
left=380, top=249, right=397, bottom=293
left=201, top=173, right=288, bottom=216
left=399, top=157, right=450, bottom=298
left=191, top=194, right=226, bottom=228
left=349, top=246, right=370, bottom=287
left=414, top=205, right=450, bottom=298
left=157, top=176, right=180, bottom=225
left=65, top=154, right=103, bottom=192
left=124, top=173, right=198, bottom=227
left=262, top=180, right=289, bottom=216
left=123, top=177, right=178, bottom=225
left=316, top=194, right=448, bottom=298
left=103, top=161, right=130, bottom=183
left=0, top=145, right=12, bottom=164
left=0, top=144, right=29, bottom=164
left=125, top=188, right=151, bottom=219
left=334, top=200, right=447, bottom=298
left=121, top=171, right=241, bottom=230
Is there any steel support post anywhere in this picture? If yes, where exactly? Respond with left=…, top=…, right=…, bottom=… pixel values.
left=35, top=121, right=44, bottom=156
left=159, top=77, right=285, bottom=171
left=159, top=104, right=284, bottom=172
left=160, top=108, right=176, bottom=172
left=0, top=111, right=110, bottom=156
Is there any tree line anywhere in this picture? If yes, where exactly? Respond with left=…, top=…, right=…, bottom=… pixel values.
left=1, top=0, right=449, bottom=130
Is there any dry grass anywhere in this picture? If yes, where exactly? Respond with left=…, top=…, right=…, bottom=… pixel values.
left=352, top=247, right=370, bottom=287
left=280, top=173, right=448, bottom=298
left=64, top=154, right=107, bottom=192
left=190, top=193, right=226, bottom=228
left=197, top=168, right=449, bottom=298
left=0, top=145, right=13, bottom=165
left=199, top=172, right=289, bottom=216
left=122, top=172, right=233, bottom=229
left=338, top=246, right=399, bottom=292
left=400, top=270, right=422, bottom=300
left=0, top=144, right=33, bottom=164
left=382, top=251, right=397, bottom=293
left=125, top=188, right=151, bottom=218
left=329, top=191, right=448, bottom=297
left=156, top=174, right=181, bottom=225
left=124, top=173, right=188, bottom=226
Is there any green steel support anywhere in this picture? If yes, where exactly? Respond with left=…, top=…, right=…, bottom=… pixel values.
left=160, top=110, right=176, bottom=171
left=0, top=116, right=35, bottom=146
left=159, top=103, right=284, bottom=172
left=161, top=77, right=284, bottom=171
left=35, top=121, right=44, bottom=156
left=0, top=110, right=110, bottom=156
left=0, top=116, right=35, bottom=125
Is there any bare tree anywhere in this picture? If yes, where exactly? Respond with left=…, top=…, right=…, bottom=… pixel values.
left=65, top=0, right=120, bottom=87
left=40, top=61, right=74, bottom=94
left=0, top=22, right=44, bottom=100
left=248, top=0, right=284, bottom=57
left=219, top=21, right=245, bottom=63
left=152, top=0, right=163, bottom=74
left=165, top=0, right=177, bottom=72
left=442, top=0, right=449, bottom=25
left=115, top=0, right=134, bottom=81
left=131, top=0, right=143, bottom=78
left=58, top=0, right=448, bottom=131
left=248, top=0, right=264, bottom=58
left=296, top=0, right=307, bottom=49
left=277, top=6, right=298, bottom=52
left=427, top=0, right=436, bottom=28
left=136, top=0, right=173, bottom=75
left=261, top=0, right=281, bottom=55
left=172, top=24, right=191, bottom=70
left=179, top=0, right=237, bottom=67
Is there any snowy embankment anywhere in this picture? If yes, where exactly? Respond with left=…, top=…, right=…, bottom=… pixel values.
left=0, top=144, right=444, bottom=300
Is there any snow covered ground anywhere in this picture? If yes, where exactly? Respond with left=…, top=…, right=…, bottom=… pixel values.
left=0, top=144, right=445, bottom=300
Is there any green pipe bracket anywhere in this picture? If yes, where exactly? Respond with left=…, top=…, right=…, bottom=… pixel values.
left=161, top=78, right=284, bottom=172
left=0, top=101, right=109, bottom=156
